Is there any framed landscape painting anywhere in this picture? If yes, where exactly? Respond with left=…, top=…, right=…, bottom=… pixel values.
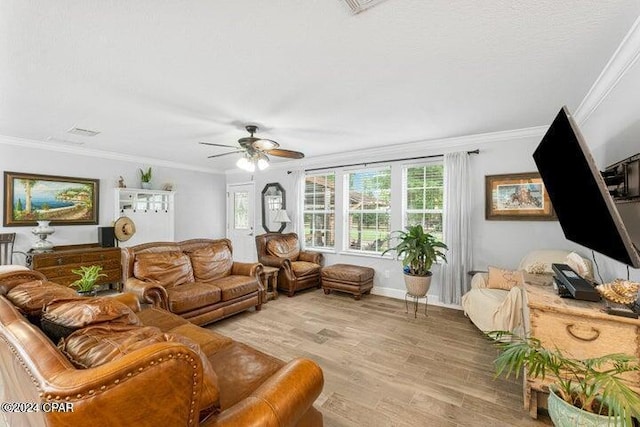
left=485, top=172, right=556, bottom=221
left=3, top=172, right=99, bottom=226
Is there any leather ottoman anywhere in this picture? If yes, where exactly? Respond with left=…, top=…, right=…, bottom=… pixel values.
left=321, top=264, right=374, bottom=300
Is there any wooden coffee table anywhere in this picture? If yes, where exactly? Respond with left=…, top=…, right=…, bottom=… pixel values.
left=260, top=266, right=279, bottom=302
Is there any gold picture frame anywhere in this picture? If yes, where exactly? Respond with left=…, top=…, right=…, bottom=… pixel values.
left=4, top=171, right=99, bottom=226
left=485, top=172, right=556, bottom=221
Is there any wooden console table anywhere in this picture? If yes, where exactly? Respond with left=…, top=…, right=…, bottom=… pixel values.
left=31, top=244, right=122, bottom=292
left=524, top=283, right=640, bottom=418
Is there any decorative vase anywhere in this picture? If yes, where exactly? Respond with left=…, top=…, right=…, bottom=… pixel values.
left=403, top=272, right=432, bottom=297
left=141, top=182, right=152, bottom=190
left=547, top=387, right=623, bottom=427
left=31, top=220, right=55, bottom=252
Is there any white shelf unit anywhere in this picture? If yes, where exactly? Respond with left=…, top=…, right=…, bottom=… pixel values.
left=114, top=188, right=175, bottom=247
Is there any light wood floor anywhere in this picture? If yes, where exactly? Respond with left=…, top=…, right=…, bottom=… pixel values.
left=211, top=289, right=553, bottom=427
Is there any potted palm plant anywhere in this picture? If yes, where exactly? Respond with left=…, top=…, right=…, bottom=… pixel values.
left=70, top=265, right=107, bottom=297
left=139, top=167, right=152, bottom=189
left=489, top=331, right=640, bottom=426
left=382, top=224, right=448, bottom=296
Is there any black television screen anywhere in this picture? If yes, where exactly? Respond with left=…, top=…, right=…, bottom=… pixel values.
left=533, top=106, right=640, bottom=268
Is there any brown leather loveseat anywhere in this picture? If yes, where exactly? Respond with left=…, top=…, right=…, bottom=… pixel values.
left=0, top=270, right=324, bottom=426
left=123, top=239, right=262, bottom=326
left=256, top=233, right=323, bottom=297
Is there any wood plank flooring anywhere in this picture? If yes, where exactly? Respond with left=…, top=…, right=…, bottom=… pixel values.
left=210, top=289, right=553, bottom=427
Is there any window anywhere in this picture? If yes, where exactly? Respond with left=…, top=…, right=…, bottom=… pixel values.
left=403, top=163, right=444, bottom=239
left=346, top=167, right=391, bottom=253
left=303, top=173, right=335, bottom=249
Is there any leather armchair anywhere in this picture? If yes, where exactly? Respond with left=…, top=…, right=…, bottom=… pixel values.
left=256, top=233, right=323, bottom=297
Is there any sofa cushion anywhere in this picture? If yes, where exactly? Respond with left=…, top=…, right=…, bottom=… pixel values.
left=523, top=272, right=555, bottom=287
left=133, top=252, right=195, bottom=289
left=59, top=324, right=220, bottom=411
left=169, top=323, right=233, bottom=357
left=136, top=307, right=190, bottom=332
left=292, top=261, right=321, bottom=277
left=486, top=266, right=524, bottom=290
left=210, top=276, right=258, bottom=302
left=188, top=244, right=233, bottom=283
left=41, top=297, right=142, bottom=343
left=266, top=236, right=300, bottom=261
left=167, top=282, right=221, bottom=314
left=6, top=280, right=78, bottom=317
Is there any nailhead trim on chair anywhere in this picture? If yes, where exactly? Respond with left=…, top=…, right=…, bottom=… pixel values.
left=0, top=335, right=201, bottom=426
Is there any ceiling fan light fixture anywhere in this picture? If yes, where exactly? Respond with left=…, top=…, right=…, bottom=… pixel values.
left=253, top=139, right=279, bottom=150
left=236, top=156, right=252, bottom=171
left=257, top=157, right=269, bottom=171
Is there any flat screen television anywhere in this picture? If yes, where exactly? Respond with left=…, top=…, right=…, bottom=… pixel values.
left=532, top=106, right=640, bottom=268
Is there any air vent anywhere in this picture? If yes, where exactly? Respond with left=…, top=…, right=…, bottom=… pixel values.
left=67, top=127, right=100, bottom=137
left=340, top=0, right=389, bottom=14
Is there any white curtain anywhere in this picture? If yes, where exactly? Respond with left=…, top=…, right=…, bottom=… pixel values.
left=440, top=151, right=472, bottom=305
left=289, top=169, right=305, bottom=239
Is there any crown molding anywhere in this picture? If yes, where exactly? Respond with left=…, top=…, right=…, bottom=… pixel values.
left=271, top=125, right=547, bottom=173
left=0, top=134, right=223, bottom=175
left=574, top=15, right=640, bottom=124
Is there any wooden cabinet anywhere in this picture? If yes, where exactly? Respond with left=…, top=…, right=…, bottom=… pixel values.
left=114, top=188, right=175, bottom=247
left=524, top=284, right=640, bottom=417
left=32, top=245, right=122, bottom=291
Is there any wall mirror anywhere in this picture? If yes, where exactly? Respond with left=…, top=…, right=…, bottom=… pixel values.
left=261, top=183, right=286, bottom=233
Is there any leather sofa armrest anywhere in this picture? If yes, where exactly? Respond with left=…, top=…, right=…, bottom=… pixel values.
left=258, top=255, right=291, bottom=269
left=231, top=262, right=262, bottom=278
left=0, top=270, right=48, bottom=295
left=108, top=292, right=142, bottom=313
left=298, top=251, right=323, bottom=265
left=202, top=358, right=323, bottom=427
left=123, top=278, right=168, bottom=310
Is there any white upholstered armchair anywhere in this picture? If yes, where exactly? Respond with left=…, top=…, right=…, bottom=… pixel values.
left=461, top=249, right=592, bottom=337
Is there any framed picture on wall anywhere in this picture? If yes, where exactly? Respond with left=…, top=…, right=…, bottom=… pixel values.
left=485, top=172, right=556, bottom=221
left=3, top=171, right=100, bottom=226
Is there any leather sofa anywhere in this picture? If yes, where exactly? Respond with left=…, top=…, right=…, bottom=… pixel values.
left=255, top=233, right=323, bottom=297
left=0, top=270, right=324, bottom=427
left=122, top=239, right=263, bottom=326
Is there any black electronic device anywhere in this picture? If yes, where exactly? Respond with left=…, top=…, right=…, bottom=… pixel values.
left=98, top=226, right=115, bottom=248
left=533, top=106, right=640, bottom=268
left=551, top=263, right=600, bottom=302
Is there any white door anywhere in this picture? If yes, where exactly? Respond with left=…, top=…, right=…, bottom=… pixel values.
left=226, top=183, right=256, bottom=262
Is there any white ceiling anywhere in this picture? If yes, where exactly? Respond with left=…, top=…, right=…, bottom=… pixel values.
left=1, top=1, right=639, bottom=172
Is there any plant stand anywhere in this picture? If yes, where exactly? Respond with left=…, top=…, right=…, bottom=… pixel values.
left=405, top=292, right=428, bottom=318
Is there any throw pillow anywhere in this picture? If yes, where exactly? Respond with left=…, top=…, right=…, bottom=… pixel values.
left=565, top=252, right=592, bottom=280
left=524, top=261, right=547, bottom=274
left=133, top=252, right=195, bottom=289
left=41, top=297, right=141, bottom=343
left=6, top=280, right=78, bottom=317
left=59, top=324, right=220, bottom=411
left=486, top=266, right=525, bottom=290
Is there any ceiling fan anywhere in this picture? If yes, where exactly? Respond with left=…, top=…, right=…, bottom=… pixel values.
left=199, top=125, right=304, bottom=171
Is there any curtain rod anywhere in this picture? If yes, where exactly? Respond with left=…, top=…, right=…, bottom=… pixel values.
left=287, top=149, right=479, bottom=174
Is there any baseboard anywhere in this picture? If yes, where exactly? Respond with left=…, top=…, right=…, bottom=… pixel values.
left=370, top=286, right=462, bottom=311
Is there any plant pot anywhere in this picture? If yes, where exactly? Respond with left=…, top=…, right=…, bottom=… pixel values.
left=77, top=289, right=98, bottom=298
left=141, top=182, right=152, bottom=190
left=548, top=387, right=623, bottom=427
left=403, top=272, right=432, bottom=297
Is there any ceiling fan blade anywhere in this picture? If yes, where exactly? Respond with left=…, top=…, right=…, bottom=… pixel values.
left=265, top=148, right=305, bottom=159
left=199, top=142, right=239, bottom=149
left=207, top=150, right=245, bottom=159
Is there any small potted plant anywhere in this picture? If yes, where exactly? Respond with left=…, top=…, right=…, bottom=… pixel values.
left=382, top=224, right=448, bottom=296
left=139, top=167, right=152, bottom=189
left=489, top=331, right=640, bottom=426
left=70, top=265, right=107, bottom=297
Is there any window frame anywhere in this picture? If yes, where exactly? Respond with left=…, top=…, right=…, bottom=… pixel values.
left=303, top=172, right=336, bottom=251
left=401, top=161, right=445, bottom=240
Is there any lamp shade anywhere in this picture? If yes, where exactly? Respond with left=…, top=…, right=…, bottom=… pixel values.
left=273, top=209, right=291, bottom=223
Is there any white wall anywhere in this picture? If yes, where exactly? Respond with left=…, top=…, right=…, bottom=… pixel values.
left=225, top=132, right=580, bottom=306
left=0, top=141, right=226, bottom=254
